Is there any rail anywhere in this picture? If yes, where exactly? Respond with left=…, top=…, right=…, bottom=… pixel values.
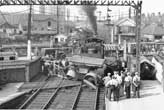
left=42, top=79, right=65, bottom=109
left=18, top=88, right=41, bottom=109
left=71, top=86, right=98, bottom=110
left=70, top=83, right=82, bottom=110
left=18, top=77, right=64, bottom=109
left=94, top=87, right=99, bottom=110
left=18, top=78, right=105, bottom=110
left=96, top=87, right=105, bottom=110
left=18, top=76, right=51, bottom=109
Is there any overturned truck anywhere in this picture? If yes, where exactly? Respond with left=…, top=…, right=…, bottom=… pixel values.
left=67, top=55, right=106, bottom=89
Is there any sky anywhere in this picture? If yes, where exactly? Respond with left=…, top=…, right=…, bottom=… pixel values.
left=0, top=0, right=163, bottom=16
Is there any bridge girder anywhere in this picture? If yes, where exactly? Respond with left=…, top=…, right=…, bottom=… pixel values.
left=0, top=0, right=142, bottom=9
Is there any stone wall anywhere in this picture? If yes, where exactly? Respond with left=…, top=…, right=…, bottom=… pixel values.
left=25, top=57, right=42, bottom=82
left=0, top=68, right=25, bottom=82
left=0, top=57, right=42, bottom=83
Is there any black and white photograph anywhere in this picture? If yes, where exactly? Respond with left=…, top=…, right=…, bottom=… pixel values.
left=0, top=0, right=163, bottom=110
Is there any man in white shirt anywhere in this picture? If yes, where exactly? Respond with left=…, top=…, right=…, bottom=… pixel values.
left=124, top=72, right=132, bottom=98
left=103, top=73, right=111, bottom=99
left=133, top=72, right=141, bottom=98
left=109, top=76, right=119, bottom=101
left=114, top=71, right=122, bottom=101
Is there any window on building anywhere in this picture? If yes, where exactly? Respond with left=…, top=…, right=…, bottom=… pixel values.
left=19, top=31, right=23, bottom=34
left=70, top=29, right=72, bottom=33
left=3, top=29, right=6, bottom=33
left=23, top=28, right=27, bottom=31
left=0, top=57, right=4, bottom=61
left=14, top=29, right=17, bottom=33
left=55, top=38, right=58, bottom=43
left=155, top=36, right=162, bottom=39
left=9, top=56, right=15, bottom=60
left=48, top=21, right=51, bottom=27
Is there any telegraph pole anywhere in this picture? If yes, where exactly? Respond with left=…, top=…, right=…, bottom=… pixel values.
left=107, top=7, right=113, bottom=43
left=27, top=5, right=32, bottom=59
left=129, top=7, right=131, bottom=19
left=136, top=4, right=142, bottom=75
left=67, top=8, right=70, bottom=34
left=107, top=7, right=111, bottom=24
left=57, top=5, right=59, bottom=34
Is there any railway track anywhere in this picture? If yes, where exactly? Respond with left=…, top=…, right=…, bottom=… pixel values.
left=47, top=84, right=82, bottom=110
left=19, top=78, right=105, bottom=110
left=72, top=86, right=98, bottom=110
left=19, top=77, right=64, bottom=109
left=96, top=87, right=105, bottom=110
left=72, top=86, right=105, bottom=110
left=45, top=84, right=105, bottom=110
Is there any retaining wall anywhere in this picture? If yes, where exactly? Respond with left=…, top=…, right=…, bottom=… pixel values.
left=0, top=57, right=42, bottom=82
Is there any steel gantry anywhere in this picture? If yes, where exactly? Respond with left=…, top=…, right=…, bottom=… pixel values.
left=0, top=0, right=142, bottom=74
left=0, top=0, right=141, bottom=6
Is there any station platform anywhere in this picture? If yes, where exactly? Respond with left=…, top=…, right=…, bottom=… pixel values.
left=105, top=80, right=164, bottom=110
left=0, top=73, right=48, bottom=105
left=0, top=82, right=25, bottom=104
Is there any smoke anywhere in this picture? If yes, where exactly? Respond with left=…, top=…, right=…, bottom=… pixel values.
left=82, top=6, right=97, bottom=34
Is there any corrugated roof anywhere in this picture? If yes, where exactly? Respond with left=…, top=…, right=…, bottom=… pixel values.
left=142, top=23, right=164, bottom=35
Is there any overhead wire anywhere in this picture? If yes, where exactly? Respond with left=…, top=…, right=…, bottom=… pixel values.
left=0, top=7, right=134, bottom=22
left=2, top=9, right=30, bottom=15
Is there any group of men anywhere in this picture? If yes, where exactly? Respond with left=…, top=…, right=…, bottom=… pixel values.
left=42, top=56, right=79, bottom=80
left=103, top=70, right=141, bottom=101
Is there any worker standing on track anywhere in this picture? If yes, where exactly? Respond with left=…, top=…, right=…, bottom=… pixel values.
left=124, top=72, right=132, bottom=98
left=132, top=72, right=141, bottom=98
left=43, top=60, right=50, bottom=76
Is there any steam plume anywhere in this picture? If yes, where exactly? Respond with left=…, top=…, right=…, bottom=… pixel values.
left=82, top=6, right=97, bottom=34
